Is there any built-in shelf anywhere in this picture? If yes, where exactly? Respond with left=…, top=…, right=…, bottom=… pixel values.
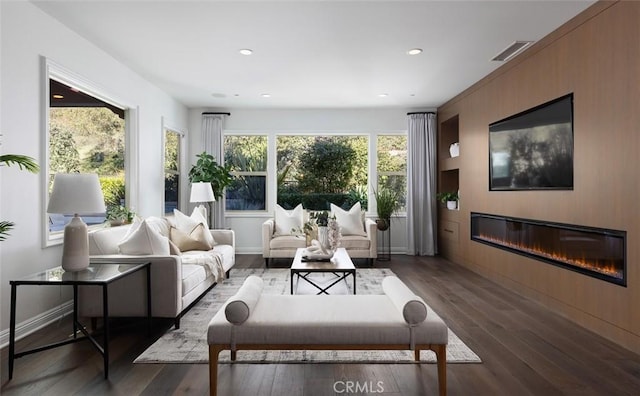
left=437, top=114, right=460, bottom=260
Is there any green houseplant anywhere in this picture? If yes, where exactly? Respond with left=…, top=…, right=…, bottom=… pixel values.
left=0, top=153, right=40, bottom=240
left=188, top=152, right=234, bottom=200
left=106, top=205, right=135, bottom=226
left=437, top=191, right=459, bottom=210
left=373, top=187, right=400, bottom=231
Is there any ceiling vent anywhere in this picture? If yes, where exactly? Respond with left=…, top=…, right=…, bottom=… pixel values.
left=492, top=41, right=534, bottom=62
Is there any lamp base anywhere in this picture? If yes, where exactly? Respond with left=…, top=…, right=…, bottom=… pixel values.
left=61, top=215, right=90, bottom=272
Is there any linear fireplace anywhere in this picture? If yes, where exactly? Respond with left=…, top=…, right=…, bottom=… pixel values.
left=471, top=213, right=626, bottom=286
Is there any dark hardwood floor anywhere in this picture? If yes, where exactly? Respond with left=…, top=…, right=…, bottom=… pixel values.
left=2, top=254, right=640, bottom=395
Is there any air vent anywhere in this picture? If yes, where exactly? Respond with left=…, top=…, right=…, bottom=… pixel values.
left=492, top=41, right=534, bottom=62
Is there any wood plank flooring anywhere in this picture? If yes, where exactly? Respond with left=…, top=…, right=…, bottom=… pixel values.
left=2, top=254, right=640, bottom=395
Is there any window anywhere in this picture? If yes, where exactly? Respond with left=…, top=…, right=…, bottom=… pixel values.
left=224, top=135, right=267, bottom=211
left=43, top=58, right=136, bottom=246
left=276, top=135, right=368, bottom=210
left=164, top=128, right=181, bottom=215
left=377, top=135, right=407, bottom=211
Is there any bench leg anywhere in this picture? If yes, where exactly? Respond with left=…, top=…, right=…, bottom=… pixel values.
left=434, top=344, right=447, bottom=396
left=209, top=345, right=223, bottom=396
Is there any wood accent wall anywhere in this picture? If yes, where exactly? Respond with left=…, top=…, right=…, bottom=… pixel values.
left=437, top=0, right=640, bottom=354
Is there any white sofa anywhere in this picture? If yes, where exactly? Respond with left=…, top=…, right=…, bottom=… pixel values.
left=207, top=275, right=448, bottom=396
left=79, top=218, right=235, bottom=328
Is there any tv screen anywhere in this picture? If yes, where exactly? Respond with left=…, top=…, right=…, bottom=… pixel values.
left=489, top=94, right=574, bottom=190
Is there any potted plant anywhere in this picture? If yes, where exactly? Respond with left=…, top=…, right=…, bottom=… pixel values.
left=0, top=151, right=40, bottom=241
left=373, top=187, right=400, bottom=231
left=188, top=152, right=234, bottom=200
left=437, top=191, right=459, bottom=210
left=106, top=205, right=135, bottom=226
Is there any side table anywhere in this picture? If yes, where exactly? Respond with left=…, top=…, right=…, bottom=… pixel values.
left=8, top=262, right=151, bottom=380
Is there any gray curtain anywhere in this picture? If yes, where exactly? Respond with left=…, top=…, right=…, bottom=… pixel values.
left=406, top=112, right=438, bottom=255
left=201, top=113, right=226, bottom=229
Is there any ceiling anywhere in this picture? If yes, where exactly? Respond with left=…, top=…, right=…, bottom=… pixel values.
left=33, top=0, right=596, bottom=110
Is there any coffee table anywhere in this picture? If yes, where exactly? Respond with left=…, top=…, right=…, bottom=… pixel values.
left=290, top=247, right=356, bottom=295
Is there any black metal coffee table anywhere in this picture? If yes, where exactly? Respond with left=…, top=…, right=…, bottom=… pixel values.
left=290, top=248, right=356, bottom=295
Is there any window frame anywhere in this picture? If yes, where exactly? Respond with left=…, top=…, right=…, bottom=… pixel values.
left=221, top=130, right=407, bottom=218
left=223, top=132, right=268, bottom=213
left=41, top=57, right=139, bottom=247
left=375, top=132, right=408, bottom=216
left=162, top=119, right=185, bottom=215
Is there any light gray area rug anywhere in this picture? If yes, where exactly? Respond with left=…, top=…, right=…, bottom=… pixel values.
left=135, top=268, right=481, bottom=364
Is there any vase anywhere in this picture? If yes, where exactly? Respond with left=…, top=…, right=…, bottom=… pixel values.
left=449, top=142, right=460, bottom=158
left=447, top=200, right=458, bottom=210
left=317, top=226, right=330, bottom=250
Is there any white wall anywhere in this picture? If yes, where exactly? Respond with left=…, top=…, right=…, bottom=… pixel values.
left=0, top=2, right=188, bottom=341
left=187, top=108, right=434, bottom=254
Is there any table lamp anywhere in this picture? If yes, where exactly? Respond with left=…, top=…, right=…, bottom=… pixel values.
left=47, top=173, right=106, bottom=272
left=190, top=182, right=215, bottom=226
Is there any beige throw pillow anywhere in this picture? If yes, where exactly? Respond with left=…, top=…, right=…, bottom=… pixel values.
left=169, top=224, right=212, bottom=252
left=173, top=208, right=215, bottom=247
left=331, top=202, right=366, bottom=236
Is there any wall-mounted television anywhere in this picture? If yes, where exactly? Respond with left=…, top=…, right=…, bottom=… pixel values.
left=489, top=93, right=574, bottom=191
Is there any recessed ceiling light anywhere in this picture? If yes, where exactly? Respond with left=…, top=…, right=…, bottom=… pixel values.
left=261, top=93, right=271, bottom=98
left=239, top=49, right=253, bottom=55
left=52, top=94, right=64, bottom=99
left=378, top=93, right=388, bottom=98
left=407, top=48, right=423, bottom=55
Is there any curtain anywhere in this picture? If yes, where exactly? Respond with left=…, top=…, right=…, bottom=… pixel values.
left=406, top=112, right=438, bottom=255
left=201, top=113, right=226, bottom=229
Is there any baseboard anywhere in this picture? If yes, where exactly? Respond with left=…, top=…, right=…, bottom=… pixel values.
left=0, top=301, right=73, bottom=349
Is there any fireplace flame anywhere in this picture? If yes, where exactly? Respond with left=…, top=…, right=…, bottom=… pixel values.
left=476, top=234, right=623, bottom=280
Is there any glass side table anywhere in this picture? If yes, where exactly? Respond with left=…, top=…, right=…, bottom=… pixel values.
left=8, top=262, right=151, bottom=380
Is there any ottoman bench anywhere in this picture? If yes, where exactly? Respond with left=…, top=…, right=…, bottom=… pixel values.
left=207, top=275, right=448, bottom=396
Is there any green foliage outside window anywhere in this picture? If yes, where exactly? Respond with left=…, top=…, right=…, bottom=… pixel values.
left=277, top=135, right=368, bottom=210
left=224, top=136, right=267, bottom=210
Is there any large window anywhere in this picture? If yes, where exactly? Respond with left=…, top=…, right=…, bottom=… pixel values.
left=48, top=80, right=126, bottom=232
left=377, top=135, right=407, bottom=211
left=44, top=58, right=135, bottom=246
left=164, top=128, right=181, bottom=215
left=224, top=135, right=267, bottom=210
left=277, top=135, right=368, bottom=210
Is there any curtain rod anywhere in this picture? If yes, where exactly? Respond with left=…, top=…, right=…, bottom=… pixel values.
left=406, top=111, right=436, bottom=115
left=202, top=112, right=231, bottom=116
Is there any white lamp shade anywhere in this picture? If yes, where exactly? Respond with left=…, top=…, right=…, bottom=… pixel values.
left=190, top=182, right=215, bottom=203
left=47, top=173, right=106, bottom=215
left=47, top=173, right=105, bottom=272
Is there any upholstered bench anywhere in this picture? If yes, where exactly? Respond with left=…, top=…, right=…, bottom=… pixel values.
left=207, top=276, right=448, bottom=396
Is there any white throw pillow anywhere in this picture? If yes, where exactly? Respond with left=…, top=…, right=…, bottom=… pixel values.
left=146, top=216, right=170, bottom=237
left=331, top=202, right=366, bottom=236
left=173, top=208, right=215, bottom=247
left=274, top=204, right=304, bottom=236
left=118, top=219, right=170, bottom=255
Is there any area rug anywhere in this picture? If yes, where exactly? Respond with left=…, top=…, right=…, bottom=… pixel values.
left=135, top=268, right=481, bottom=364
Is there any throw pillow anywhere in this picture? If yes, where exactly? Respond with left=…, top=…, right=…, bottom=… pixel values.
left=274, top=204, right=303, bottom=236
left=173, top=208, right=216, bottom=247
left=146, top=216, right=170, bottom=237
left=330, top=202, right=366, bottom=236
left=118, top=219, right=170, bottom=255
left=169, top=224, right=212, bottom=252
